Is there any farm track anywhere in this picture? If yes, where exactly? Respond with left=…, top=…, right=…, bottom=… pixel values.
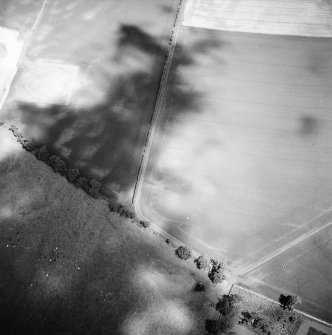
left=18, top=0, right=48, bottom=65
left=132, top=0, right=185, bottom=207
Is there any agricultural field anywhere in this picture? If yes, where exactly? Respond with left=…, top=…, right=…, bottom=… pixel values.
left=140, top=26, right=332, bottom=261
left=183, top=0, right=332, bottom=37
left=0, top=0, right=180, bottom=203
left=244, top=224, right=332, bottom=323
left=138, top=22, right=332, bottom=322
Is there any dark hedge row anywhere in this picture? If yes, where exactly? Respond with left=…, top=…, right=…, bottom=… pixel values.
left=108, top=203, right=151, bottom=229
left=8, top=124, right=152, bottom=229
left=8, top=125, right=101, bottom=198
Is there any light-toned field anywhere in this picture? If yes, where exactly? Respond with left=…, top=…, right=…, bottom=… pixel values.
left=0, top=27, right=23, bottom=108
left=0, top=126, right=217, bottom=334
left=0, top=0, right=179, bottom=203
left=141, top=27, right=332, bottom=260
left=183, top=0, right=332, bottom=37
left=139, top=27, right=332, bottom=321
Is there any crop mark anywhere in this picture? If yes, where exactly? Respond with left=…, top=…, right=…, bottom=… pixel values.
left=282, top=237, right=331, bottom=272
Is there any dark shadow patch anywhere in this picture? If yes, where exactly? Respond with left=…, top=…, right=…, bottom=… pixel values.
left=0, top=149, right=213, bottom=335
left=117, top=24, right=165, bottom=56
left=300, top=116, right=319, bottom=135
left=160, top=4, right=174, bottom=13
left=4, top=22, right=218, bottom=203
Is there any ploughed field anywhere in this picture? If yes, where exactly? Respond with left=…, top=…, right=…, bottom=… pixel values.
left=183, top=0, right=332, bottom=37
left=0, top=0, right=179, bottom=203
left=139, top=27, right=332, bottom=321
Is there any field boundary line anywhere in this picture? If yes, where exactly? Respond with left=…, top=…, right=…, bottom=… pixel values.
left=238, top=221, right=332, bottom=275
left=18, top=0, right=49, bottom=66
left=132, top=0, right=185, bottom=206
left=245, top=276, right=331, bottom=312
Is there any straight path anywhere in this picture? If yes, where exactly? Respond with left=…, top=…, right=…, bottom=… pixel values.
left=132, top=0, right=185, bottom=205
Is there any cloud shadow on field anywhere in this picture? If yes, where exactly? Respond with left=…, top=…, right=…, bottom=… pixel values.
left=4, top=23, right=222, bottom=203
left=299, top=115, right=319, bottom=136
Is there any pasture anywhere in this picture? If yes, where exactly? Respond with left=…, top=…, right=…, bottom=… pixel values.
left=0, top=0, right=179, bottom=203
left=0, top=126, right=216, bottom=335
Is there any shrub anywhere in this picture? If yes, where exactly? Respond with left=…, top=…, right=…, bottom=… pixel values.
left=75, top=176, right=89, bottom=191
left=88, top=179, right=102, bottom=198
left=194, top=282, right=205, bottom=292
left=242, top=311, right=252, bottom=320
left=66, top=168, right=80, bottom=183
left=35, top=146, right=51, bottom=162
left=22, top=140, right=37, bottom=152
left=49, top=155, right=67, bottom=174
left=279, top=294, right=298, bottom=311
left=9, top=125, right=18, bottom=132
left=208, top=260, right=226, bottom=284
left=205, top=319, right=221, bottom=334
left=175, top=245, right=192, bottom=260
left=15, top=134, right=24, bottom=143
left=194, top=255, right=209, bottom=270
left=215, top=294, right=240, bottom=317
left=140, top=220, right=150, bottom=228
left=219, top=314, right=237, bottom=333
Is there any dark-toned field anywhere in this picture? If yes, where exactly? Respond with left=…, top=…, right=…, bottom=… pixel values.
left=0, top=126, right=217, bottom=335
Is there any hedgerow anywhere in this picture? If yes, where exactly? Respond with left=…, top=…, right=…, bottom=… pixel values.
left=8, top=125, right=102, bottom=199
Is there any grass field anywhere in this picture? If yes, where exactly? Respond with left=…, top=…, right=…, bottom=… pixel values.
left=0, top=126, right=220, bottom=334
left=0, top=0, right=180, bottom=203
left=139, top=27, right=332, bottom=321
